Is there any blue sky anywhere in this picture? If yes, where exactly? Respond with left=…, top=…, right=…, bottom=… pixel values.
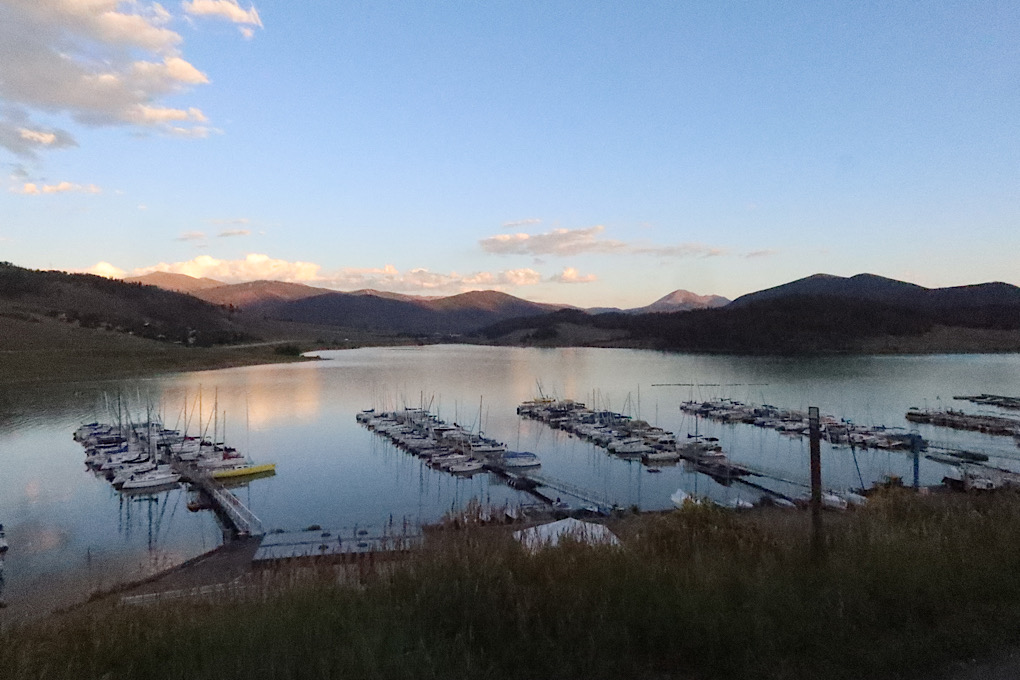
left=1, top=1, right=1017, bottom=307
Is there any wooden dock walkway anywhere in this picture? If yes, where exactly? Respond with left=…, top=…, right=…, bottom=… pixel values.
left=175, top=463, right=265, bottom=537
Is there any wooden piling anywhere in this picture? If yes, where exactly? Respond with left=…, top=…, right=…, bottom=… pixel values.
left=808, top=406, right=824, bottom=562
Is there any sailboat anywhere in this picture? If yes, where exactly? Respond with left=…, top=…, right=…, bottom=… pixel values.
left=203, top=407, right=277, bottom=479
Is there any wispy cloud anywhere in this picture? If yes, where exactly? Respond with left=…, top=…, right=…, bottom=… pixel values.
left=207, top=217, right=250, bottom=225
left=217, top=229, right=251, bottom=238
left=182, top=1, right=263, bottom=38
left=745, top=249, right=779, bottom=259
left=481, top=225, right=728, bottom=259
left=176, top=231, right=207, bottom=241
left=481, top=226, right=627, bottom=257
left=502, top=218, right=542, bottom=229
left=632, top=243, right=728, bottom=258
left=12, top=181, right=101, bottom=195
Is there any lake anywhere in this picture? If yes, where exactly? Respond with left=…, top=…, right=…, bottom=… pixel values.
left=2, top=345, right=1019, bottom=623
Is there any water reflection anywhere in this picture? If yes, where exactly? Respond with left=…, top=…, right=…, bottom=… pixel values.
left=2, top=346, right=1020, bottom=622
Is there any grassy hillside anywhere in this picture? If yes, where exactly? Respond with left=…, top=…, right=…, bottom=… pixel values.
left=0, top=263, right=410, bottom=383
left=480, top=294, right=1020, bottom=354
left=0, top=262, right=248, bottom=346
left=6, top=492, right=1020, bottom=679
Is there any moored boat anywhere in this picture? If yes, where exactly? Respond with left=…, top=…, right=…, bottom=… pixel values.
left=210, top=462, right=277, bottom=479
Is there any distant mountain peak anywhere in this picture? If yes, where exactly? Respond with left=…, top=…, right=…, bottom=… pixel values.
left=632, top=289, right=730, bottom=314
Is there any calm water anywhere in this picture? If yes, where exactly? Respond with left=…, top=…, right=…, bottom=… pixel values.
left=2, top=345, right=1020, bottom=623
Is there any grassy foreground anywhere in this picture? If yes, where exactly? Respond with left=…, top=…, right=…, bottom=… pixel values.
left=5, top=491, right=1020, bottom=679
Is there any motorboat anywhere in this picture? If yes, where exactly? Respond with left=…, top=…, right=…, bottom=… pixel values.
left=642, top=450, right=680, bottom=464
left=499, top=451, right=541, bottom=468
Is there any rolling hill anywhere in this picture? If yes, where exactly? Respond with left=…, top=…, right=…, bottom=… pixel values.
left=191, top=280, right=329, bottom=308
left=2, top=262, right=248, bottom=346
left=127, top=272, right=570, bottom=335
left=479, top=273, right=1020, bottom=354
left=124, top=271, right=226, bottom=294
left=730, top=273, right=1020, bottom=309
left=262, top=289, right=563, bottom=335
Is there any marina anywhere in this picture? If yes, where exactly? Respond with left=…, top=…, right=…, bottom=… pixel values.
left=72, top=408, right=274, bottom=539
left=6, top=346, right=1020, bottom=623
left=516, top=397, right=756, bottom=484
left=358, top=407, right=619, bottom=514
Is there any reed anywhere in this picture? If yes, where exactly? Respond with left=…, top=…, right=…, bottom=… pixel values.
left=5, top=490, right=1020, bottom=679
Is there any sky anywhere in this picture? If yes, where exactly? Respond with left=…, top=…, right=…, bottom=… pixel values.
left=0, top=1, right=1017, bottom=308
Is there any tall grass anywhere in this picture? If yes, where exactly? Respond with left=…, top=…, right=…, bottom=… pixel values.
left=6, top=491, right=1020, bottom=679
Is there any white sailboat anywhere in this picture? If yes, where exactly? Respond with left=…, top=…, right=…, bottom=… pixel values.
left=121, top=468, right=181, bottom=490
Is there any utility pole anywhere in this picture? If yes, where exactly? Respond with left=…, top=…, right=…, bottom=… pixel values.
left=808, top=406, right=825, bottom=562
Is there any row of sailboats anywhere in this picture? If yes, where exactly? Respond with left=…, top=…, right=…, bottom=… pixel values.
left=74, top=390, right=275, bottom=492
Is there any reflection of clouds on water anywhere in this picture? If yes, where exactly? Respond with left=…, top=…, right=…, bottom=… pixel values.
left=156, top=366, right=326, bottom=431
left=23, top=480, right=41, bottom=502
left=19, top=526, right=68, bottom=555
left=22, top=477, right=77, bottom=506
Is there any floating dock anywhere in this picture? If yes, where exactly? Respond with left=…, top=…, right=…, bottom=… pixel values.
left=953, top=394, right=1020, bottom=410
left=906, top=409, right=1020, bottom=437
left=253, top=528, right=422, bottom=564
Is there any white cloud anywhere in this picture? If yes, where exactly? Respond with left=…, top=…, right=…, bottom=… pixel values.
left=182, top=0, right=262, bottom=37
left=132, top=253, right=322, bottom=282
left=91, top=254, right=545, bottom=294
left=318, top=265, right=543, bottom=293
left=13, top=181, right=101, bottom=195
left=0, top=0, right=243, bottom=156
left=0, top=111, right=77, bottom=158
left=500, top=268, right=544, bottom=286
left=176, top=230, right=206, bottom=241
left=183, top=0, right=263, bottom=25
left=548, top=267, right=597, bottom=284
left=86, top=261, right=126, bottom=278
left=745, top=249, right=779, bottom=259
left=18, top=128, right=57, bottom=145
left=217, top=229, right=250, bottom=237
left=208, top=217, right=250, bottom=225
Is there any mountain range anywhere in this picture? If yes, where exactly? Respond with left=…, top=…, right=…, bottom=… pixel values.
left=124, top=272, right=731, bottom=335
left=8, top=261, right=1017, bottom=356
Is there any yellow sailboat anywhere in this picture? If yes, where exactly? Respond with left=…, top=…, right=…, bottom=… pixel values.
left=210, top=462, right=277, bottom=479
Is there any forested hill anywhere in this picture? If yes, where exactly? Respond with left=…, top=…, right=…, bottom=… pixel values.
left=0, top=262, right=249, bottom=346
left=478, top=293, right=1020, bottom=354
